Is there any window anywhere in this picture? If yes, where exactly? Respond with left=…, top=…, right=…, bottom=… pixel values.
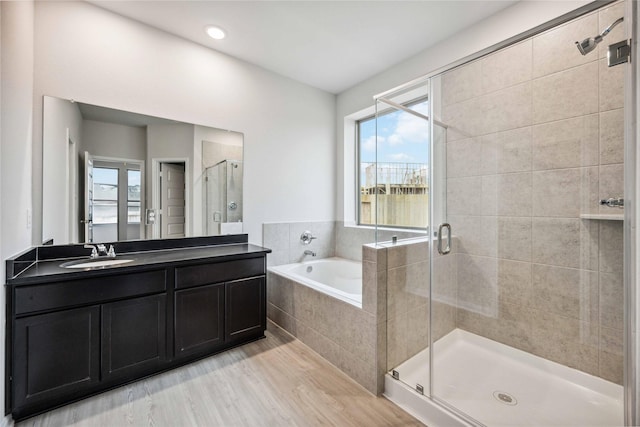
left=357, top=98, right=429, bottom=229
left=127, top=169, right=141, bottom=225
left=89, top=160, right=143, bottom=242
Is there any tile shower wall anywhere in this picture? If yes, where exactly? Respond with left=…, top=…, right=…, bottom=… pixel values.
left=378, top=238, right=457, bottom=370
left=439, top=3, right=625, bottom=384
left=335, top=221, right=424, bottom=261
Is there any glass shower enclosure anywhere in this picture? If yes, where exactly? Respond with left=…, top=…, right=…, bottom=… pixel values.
left=204, top=159, right=243, bottom=235
left=377, top=2, right=627, bottom=425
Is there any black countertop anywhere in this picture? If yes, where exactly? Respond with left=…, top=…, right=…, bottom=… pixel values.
left=6, top=235, right=271, bottom=286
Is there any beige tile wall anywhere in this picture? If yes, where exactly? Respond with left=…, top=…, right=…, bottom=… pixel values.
left=439, top=2, right=625, bottom=384
left=372, top=238, right=457, bottom=371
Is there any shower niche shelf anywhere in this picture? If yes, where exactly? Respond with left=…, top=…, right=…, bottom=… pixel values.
left=579, top=213, right=624, bottom=221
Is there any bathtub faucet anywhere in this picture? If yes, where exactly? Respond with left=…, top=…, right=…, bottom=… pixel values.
left=304, top=250, right=316, bottom=257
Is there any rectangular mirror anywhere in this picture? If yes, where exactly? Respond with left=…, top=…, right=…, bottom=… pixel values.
left=42, top=95, right=244, bottom=244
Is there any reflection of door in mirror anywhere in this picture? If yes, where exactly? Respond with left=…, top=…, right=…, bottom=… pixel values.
left=160, top=163, right=185, bottom=238
left=82, top=155, right=144, bottom=243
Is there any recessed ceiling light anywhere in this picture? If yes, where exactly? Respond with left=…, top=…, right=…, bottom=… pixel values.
left=205, top=25, right=226, bottom=40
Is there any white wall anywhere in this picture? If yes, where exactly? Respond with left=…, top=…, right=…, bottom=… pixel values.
left=1, top=0, right=34, bottom=418
left=336, top=0, right=592, bottom=222
left=31, top=1, right=336, bottom=246
left=42, top=96, right=82, bottom=244
left=82, top=120, right=146, bottom=161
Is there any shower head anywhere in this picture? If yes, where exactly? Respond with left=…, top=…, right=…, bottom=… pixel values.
left=575, top=35, right=602, bottom=55
left=575, top=17, right=623, bottom=56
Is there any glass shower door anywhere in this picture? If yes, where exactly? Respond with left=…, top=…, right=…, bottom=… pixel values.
left=374, top=81, right=433, bottom=399
left=429, top=12, right=625, bottom=423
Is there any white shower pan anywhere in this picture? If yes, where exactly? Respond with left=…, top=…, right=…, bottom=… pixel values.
left=385, top=329, right=623, bottom=427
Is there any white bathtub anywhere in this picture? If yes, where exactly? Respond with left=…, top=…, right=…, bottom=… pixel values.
left=269, top=257, right=362, bottom=308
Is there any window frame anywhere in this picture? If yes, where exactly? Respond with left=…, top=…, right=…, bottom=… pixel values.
left=355, top=96, right=430, bottom=231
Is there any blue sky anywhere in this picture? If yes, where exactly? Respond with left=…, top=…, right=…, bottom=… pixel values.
left=359, top=99, right=429, bottom=166
left=93, top=167, right=118, bottom=186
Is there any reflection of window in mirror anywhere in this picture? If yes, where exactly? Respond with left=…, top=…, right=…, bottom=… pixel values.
left=87, top=159, right=144, bottom=243
left=127, top=169, right=142, bottom=237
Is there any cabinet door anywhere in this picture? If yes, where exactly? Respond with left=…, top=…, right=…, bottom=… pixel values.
left=102, top=294, right=167, bottom=382
left=174, top=283, right=225, bottom=358
left=226, top=277, right=266, bottom=342
left=13, top=306, right=100, bottom=410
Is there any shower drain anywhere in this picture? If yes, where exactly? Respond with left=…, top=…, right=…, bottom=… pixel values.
left=493, top=391, right=517, bottom=406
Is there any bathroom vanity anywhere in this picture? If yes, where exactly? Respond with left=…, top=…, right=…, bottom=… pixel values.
left=4, top=235, right=270, bottom=420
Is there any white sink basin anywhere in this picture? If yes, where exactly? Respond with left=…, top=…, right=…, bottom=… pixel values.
left=60, top=259, right=134, bottom=269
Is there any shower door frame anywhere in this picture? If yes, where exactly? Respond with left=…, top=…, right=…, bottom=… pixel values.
left=374, top=0, right=637, bottom=425
left=623, top=0, right=638, bottom=424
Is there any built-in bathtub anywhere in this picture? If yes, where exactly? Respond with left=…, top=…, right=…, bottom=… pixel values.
left=268, top=257, right=362, bottom=308
left=267, top=256, right=381, bottom=394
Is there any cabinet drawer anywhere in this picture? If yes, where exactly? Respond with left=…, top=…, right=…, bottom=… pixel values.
left=15, top=270, right=167, bottom=315
left=175, top=257, right=264, bottom=289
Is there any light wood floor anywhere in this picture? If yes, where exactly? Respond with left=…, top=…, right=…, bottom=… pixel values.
left=15, top=321, right=423, bottom=427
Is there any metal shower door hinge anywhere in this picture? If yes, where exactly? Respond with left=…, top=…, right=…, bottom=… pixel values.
left=608, top=39, right=631, bottom=67
left=416, top=384, right=424, bottom=395
left=392, top=370, right=400, bottom=380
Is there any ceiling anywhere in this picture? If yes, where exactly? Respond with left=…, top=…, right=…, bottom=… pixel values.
left=89, top=1, right=519, bottom=94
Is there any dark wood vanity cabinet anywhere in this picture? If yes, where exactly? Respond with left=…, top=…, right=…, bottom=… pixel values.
left=13, top=306, right=101, bottom=411
left=174, top=283, right=225, bottom=358
left=6, top=252, right=268, bottom=421
left=226, top=277, right=266, bottom=343
left=101, top=294, right=167, bottom=382
left=173, top=258, right=266, bottom=359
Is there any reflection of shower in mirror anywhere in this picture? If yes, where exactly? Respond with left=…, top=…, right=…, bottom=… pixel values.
left=205, top=159, right=243, bottom=235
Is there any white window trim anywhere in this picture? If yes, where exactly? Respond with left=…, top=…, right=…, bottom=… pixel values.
left=344, top=86, right=430, bottom=233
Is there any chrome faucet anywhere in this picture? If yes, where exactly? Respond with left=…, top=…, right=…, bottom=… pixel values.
left=300, top=231, right=317, bottom=245
left=304, top=250, right=316, bottom=257
left=84, top=244, right=99, bottom=259
left=84, top=244, right=116, bottom=258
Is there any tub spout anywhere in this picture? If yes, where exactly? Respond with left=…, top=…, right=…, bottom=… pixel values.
left=304, top=250, right=316, bottom=257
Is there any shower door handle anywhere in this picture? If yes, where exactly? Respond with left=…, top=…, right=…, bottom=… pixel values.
left=437, top=223, right=451, bottom=255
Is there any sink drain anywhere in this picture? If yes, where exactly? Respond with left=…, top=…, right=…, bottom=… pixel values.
left=493, top=391, right=517, bottom=406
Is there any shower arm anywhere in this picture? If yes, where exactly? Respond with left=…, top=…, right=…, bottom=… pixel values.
left=601, top=17, right=623, bottom=38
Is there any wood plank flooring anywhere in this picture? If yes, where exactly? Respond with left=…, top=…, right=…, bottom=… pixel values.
left=15, top=321, right=423, bottom=426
